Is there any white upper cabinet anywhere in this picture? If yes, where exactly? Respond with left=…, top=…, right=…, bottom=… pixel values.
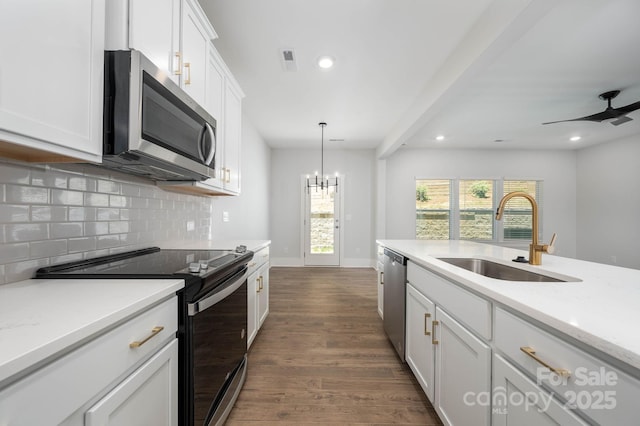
left=108, top=0, right=181, bottom=83
left=0, top=0, right=105, bottom=163
left=223, top=81, right=243, bottom=194
left=180, top=0, right=215, bottom=108
left=106, top=0, right=216, bottom=109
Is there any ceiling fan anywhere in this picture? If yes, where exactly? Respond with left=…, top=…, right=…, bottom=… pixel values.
left=542, top=90, right=640, bottom=126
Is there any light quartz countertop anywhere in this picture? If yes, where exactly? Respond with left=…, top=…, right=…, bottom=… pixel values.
left=0, top=278, right=183, bottom=387
left=377, top=240, right=640, bottom=373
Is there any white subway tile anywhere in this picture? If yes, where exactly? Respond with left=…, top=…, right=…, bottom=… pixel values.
left=51, top=189, right=84, bottom=206
left=31, top=206, right=67, bottom=222
left=97, top=208, right=120, bottom=221
left=31, top=170, right=67, bottom=188
left=68, top=237, right=97, bottom=253
left=0, top=242, right=30, bottom=262
left=109, top=194, right=127, bottom=207
left=4, top=258, right=49, bottom=283
left=84, top=193, right=109, bottom=207
left=50, top=222, right=83, bottom=239
left=121, top=183, right=140, bottom=197
left=109, top=221, right=129, bottom=234
left=68, top=207, right=96, bottom=221
left=30, top=239, right=68, bottom=258
left=6, top=185, right=49, bottom=204
left=96, top=235, right=120, bottom=249
left=68, top=176, right=88, bottom=191
left=97, top=179, right=120, bottom=194
left=84, top=221, right=109, bottom=236
left=5, top=223, right=49, bottom=242
left=0, top=204, right=30, bottom=222
left=50, top=252, right=83, bottom=264
left=130, top=197, right=148, bottom=209
left=0, top=163, right=30, bottom=184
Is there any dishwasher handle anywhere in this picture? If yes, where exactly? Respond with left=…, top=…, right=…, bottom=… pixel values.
left=383, top=248, right=407, bottom=265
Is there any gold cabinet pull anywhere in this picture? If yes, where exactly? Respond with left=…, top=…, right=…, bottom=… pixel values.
left=129, top=326, right=164, bottom=348
left=258, top=276, right=264, bottom=290
left=256, top=276, right=261, bottom=293
left=173, top=52, right=182, bottom=75
left=226, top=168, right=231, bottom=183
left=520, top=346, right=571, bottom=377
left=431, top=320, right=439, bottom=345
left=424, top=312, right=431, bottom=336
left=184, top=62, right=191, bottom=85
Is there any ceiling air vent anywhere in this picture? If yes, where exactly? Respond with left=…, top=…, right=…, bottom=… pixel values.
left=280, top=48, right=297, bottom=72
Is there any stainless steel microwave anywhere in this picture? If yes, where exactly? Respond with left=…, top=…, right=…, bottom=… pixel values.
left=103, top=50, right=216, bottom=181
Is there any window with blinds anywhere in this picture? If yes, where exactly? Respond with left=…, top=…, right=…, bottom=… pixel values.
left=415, top=179, right=543, bottom=242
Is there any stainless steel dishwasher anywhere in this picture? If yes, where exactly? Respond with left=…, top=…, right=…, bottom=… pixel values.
left=382, top=248, right=408, bottom=361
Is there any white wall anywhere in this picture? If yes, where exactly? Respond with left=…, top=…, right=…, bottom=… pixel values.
left=270, top=148, right=376, bottom=266
left=383, top=148, right=578, bottom=257
left=576, top=135, right=640, bottom=269
left=211, top=115, right=271, bottom=240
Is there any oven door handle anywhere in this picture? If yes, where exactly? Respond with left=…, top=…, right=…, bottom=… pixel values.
left=188, top=269, right=248, bottom=316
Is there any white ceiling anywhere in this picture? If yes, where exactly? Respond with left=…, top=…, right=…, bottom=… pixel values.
left=199, top=0, right=640, bottom=155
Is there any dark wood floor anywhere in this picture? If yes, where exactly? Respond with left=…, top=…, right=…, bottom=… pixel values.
left=226, top=267, right=442, bottom=425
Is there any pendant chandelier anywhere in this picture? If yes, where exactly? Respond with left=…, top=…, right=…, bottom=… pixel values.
left=306, top=122, right=339, bottom=193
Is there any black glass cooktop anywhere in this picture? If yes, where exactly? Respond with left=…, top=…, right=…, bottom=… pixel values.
left=35, top=247, right=254, bottom=298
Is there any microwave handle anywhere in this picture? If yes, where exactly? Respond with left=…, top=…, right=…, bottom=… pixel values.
left=197, top=122, right=216, bottom=167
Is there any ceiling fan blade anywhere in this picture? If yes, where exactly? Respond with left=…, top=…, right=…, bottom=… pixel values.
left=615, top=100, right=640, bottom=113
left=610, top=116, right=633, bottom=126
left=542, top=108, right=623, bottom=125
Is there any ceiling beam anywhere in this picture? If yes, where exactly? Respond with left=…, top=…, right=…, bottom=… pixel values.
left=376, top=0, right=558, bottom=159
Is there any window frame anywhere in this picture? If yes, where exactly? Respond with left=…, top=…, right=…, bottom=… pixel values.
left=415, top=177, right=543, bottom=247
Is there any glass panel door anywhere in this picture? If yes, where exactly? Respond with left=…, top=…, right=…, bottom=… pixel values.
left=304, top=185, right=340, bottom=266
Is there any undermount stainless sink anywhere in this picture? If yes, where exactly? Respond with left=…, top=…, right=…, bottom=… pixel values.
left=437, top=257, right=576, bottom=282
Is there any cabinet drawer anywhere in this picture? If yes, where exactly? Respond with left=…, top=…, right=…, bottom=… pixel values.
left=0, top=297, right=177, bottom=425
left=408, top=261, right=491, bottom=340
left=495, top=307, right=640, bottom=425
left=492, top=354, right=588, bottom=425
left=249, top=246, right=269, bottom=275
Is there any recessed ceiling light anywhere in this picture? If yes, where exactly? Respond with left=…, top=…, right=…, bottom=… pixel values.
left=435, top=135, right=445, bottom=141
left=570, top=136, right=581, bottom=142
left=317, top=56, right=335, bottom=69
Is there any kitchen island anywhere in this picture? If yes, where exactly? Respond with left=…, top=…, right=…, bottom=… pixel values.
left=378, top=239, right=640, bottom=426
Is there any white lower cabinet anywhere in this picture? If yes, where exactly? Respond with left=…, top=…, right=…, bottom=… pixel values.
left=495, top=306, right=640, bottom=425
left=0, top=297, right=178, bottom=426
left=406, top=284, right=436, bottom=401
left=434, top=307, right=491, bottom=426
left=402, top=259, right=640, bottom=426
left=257, top=262, right=270, bottom=328
left=377, top=260, right=384, bottom=319
left=85, top=339, right=178, bottom=426
left=248, top=246, right=270, bottom=348
left=405, top=281, right=491, bottom=426
left=492, top=353, right=587, bottom=426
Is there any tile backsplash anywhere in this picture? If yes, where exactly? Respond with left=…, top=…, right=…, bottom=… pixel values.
left=0, top=160, right=213, bottom=284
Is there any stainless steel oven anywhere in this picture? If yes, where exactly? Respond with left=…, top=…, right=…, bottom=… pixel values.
left=35, top=247, right=253, bottom=426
